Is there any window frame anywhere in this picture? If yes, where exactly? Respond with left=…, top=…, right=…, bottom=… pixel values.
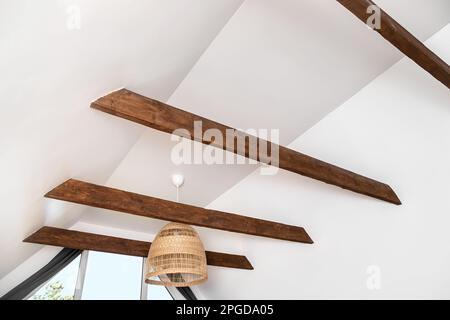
left=24, top=249, right=180, bottom=300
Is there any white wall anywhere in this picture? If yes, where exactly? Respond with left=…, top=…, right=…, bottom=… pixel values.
left=2, top=0, right=449, bottom=299
left=79, top=127, right=259, bottom=233
left=80, top=2, right=450, bottom=299
left=169, top=0, right=450, bottom=144
left=80, top=0, right=450, bottom=234
left=0, top=0, right=244, bottom=279
left=196, top=24, right=450, bottom=299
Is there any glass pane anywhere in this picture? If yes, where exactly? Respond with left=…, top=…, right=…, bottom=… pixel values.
left=146, top=283, right=173, bottom=300
left=28, top=255, right=81, bottom=300
left=81, top=251, right=141, bottom=300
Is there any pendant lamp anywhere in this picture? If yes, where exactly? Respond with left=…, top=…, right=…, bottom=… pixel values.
left=145, top=175, right=207, bottom=287
left=145, top=222, right=207, bottom=286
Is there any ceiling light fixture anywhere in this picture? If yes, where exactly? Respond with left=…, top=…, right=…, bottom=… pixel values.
left=145, top=174, right=208, bottom=287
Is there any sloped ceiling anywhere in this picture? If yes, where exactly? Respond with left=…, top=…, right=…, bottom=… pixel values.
left=1, top=0, right=449, bottom=296
left=0, top=0, right=245, bottom=278
left=197, top=26, right=450, bottom=299
left=81, top=0, right=450, bottom=233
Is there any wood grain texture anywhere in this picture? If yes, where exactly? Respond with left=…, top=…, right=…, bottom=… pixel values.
left=24, top=227, right=253, bottom=270
left=45, top=179, right=314, bottom=244
left=337, top=0, right=450, bottom=89
left=91, top=89, right=401, bottom=205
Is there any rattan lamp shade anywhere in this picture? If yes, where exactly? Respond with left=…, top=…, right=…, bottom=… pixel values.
left=145, top=222, right=207, bottom=287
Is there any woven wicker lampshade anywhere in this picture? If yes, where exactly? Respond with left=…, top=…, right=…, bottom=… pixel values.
left=145, top=222, right=208, bottom=287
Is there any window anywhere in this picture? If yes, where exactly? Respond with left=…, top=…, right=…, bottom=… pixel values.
left=81, top=251, right=142, bottom=300
left=146, top=281, right=174, bottom=300
left=27, top=255, right=81, bottom=300
left=25, top=250, right=175, bottom=300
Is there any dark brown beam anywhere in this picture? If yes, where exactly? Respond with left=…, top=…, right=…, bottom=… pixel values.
left=337, top=0, right=450, bottom=89
left=91, top=89, right=401, bottom=205
left=45, top=179, right=313, bottom=244
left=24, top=227, right=253, bottom=270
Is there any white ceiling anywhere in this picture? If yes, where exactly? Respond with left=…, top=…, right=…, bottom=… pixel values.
left=1, top=0, right=449, bottom=295
left=0, top=0, right=244, bottom=278
left=169, top=0, right=450, bottom=144
left=197, top=26, right=450, bottom=298
left=81, top=0, right=450, bottom=232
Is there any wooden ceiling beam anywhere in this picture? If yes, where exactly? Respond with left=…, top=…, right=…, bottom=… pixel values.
left=24, top=227, right=254, bottom=270
left=45, top=179, right=313, bottom=244
left=337, top=0, right=450, bottom=89
left=91, top=89, right=401, bottom=205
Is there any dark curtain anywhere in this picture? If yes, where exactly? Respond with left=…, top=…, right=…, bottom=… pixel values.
left=1, top=248, right=81, bottom=300
left=176, top=287, right=197, bottom=300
